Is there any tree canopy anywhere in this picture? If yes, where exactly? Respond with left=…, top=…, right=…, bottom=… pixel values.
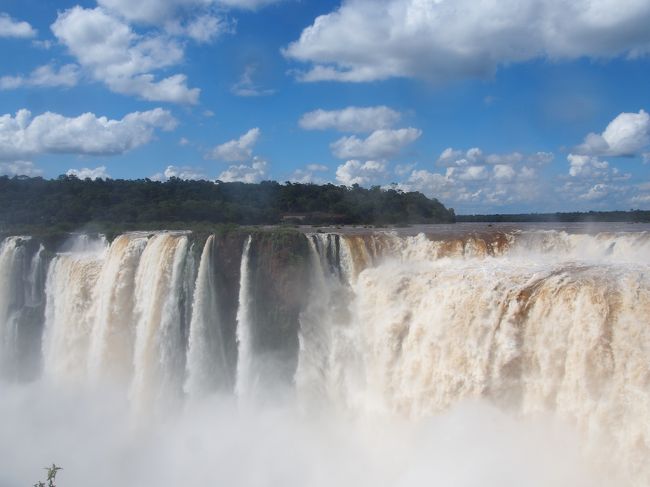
left=0, top=175, right=455, bottom=234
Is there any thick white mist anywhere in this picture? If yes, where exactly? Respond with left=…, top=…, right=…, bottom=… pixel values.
left=0, top=381, right=615, bottom=487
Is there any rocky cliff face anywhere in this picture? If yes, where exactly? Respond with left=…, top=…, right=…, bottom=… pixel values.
left=246, top=231, right=311, bottom=386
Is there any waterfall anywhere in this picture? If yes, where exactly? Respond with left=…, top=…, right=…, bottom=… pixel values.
left=0, top=237, right=26, bottom=377
left=185, top=235, right=230, bottom=398
left=235, top=235, right=253, bottom=400
left=2, top=227, right=650, bottom=483
left=42, top=236, right=107, bottom=383
left=295, top=234, right=361, bottom=411
left=130, top=233, right=193, bottom=413
left=25, top=244, right=45, bottom=308
left=87, top=234, right=148, bottom=384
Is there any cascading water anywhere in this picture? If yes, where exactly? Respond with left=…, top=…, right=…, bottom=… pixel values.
left=234, top=235, right=254, bottom=401
left=42, top=236, right=107, bottom=383
left=1, top=225, right=650, bottom=485
left=37, top=232, right=196, bottom=408
left=86, top=234, right=149, bottom=384
left=0, top=237, right=28, bottom=378
left=295, top=234, right=362, bottom=412
left=185, top=235, right=231, bottom=398
left=130, top=232, right=194, bottom=414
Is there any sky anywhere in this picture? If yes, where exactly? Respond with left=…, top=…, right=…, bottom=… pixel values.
left=0, top=0, right=649, bottom=214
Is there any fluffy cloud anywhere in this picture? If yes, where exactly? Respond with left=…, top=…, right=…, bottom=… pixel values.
left=331, top=127, right=421, bottom=159
left=335, top=159, right=387, bottom=186
left=0, top=108, right=176, bottom=160
left=188, top=15, right=227, bottom=43
left=231, top=65, right=275, bottom=97
left=51, top=6, right=199, bottom=104
left=208, top=128, right=261, bottom=162
left=567, top=154, right=611, bottom=178
left=289, top=164, right=329, bottom=184
left=284, top=0, right=650, bottom=83
left=437, top=147, right=554, bottom=167
left=493, top=164, right=517, bottom=182
left=151, top=165, right=208, bottom=181
left=218, top=0, right=284, bottom=8
left=97, top=0, right=281, bottom=24
left=455, top=165, right=488, bottom=181
left=0, top=161, right=42, bottom=177
left=395, top=144, right=648, bottom=211
left=400, top=165, right=545, bottom=211
left=578, top=183, right=613, bottom=201
left=0, top=13, right=36, bottom=38
left=66, top=166, right=111, bottom=180
left=396, top=146, right=557, bottom=211
left=575, top=110, right=650, bottom=157
left=563, top=152, right=633, bottom=203
left=209, top=128, right=267, bottom=182
left=0, top=64, right=80, bottom=90
left=218, top=157, right=267, bottom=183
left=299, top=106, right=401, bottom=132
left=97, top=0, right=210, bottom=24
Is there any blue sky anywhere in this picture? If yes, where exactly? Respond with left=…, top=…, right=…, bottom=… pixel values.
left=1, top=0, right=649, bottom=213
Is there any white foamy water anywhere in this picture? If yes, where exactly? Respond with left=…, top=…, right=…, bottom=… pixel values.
left=185, top=235, right=230, bottom=398
left=234, top=235, right=254, bottom=401
left=0, top=225, right=649, bottom=486
left=0, top=237, right=29, bottom=377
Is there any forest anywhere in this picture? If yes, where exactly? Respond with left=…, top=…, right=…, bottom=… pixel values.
left=0, top=175, right=456, bottom=234
left=457, top=210, right=650, bottom=223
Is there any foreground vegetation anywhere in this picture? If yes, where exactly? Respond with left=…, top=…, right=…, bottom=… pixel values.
left=0, top=176, right=455, bottom=235
left=34, top=464, right=62, bottom=487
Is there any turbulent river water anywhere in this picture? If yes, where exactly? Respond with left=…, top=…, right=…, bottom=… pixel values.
left=0, top=223, right=649, bottom=486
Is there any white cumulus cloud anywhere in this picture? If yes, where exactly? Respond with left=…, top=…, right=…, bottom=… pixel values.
left=455, top=165, right=489, bottom=181
left=218, top=157, right=267, bottom=183
left=493, top=164, right=517, bottom=182
left=567, top=154, right=611, bottom=178
left=97, top=0, right=210, bottom=24
left=51, top=6, right=199, bottom=104
left=396, top=147, right=557, bottom=212
left=151, top=165, right=208, bottom=181
left=98, top=0, right=282, bottom=24
left=217, top=0, right=285, bottom=10
left=300, top=106, right=401, bottom=133
left=0, top=13, right=36, bottom=38
left=284, top=0, right=650, bottom=83
left=575, top=109, right=650, bottom=157
left=184, top=14, right=229, bottom=43
left=0, top=161, right=42, bottom=177
left=0, top=108, right=176, bottom=160
left=0, top=64, right=80, bottom=90
left=437, top=147, right=553, bottom=167
left=208, top=128, right=261, bottom=162
left=66, top=166, right=111, bottom=180
left=330, top=127, right=421, bottom=159
left=335, top=159, right=387, bottom=186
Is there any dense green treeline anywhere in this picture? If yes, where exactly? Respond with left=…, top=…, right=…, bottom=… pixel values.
left=0, top=175, right=455, bottom=233
left=457, top=210, right=650, bottom=223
